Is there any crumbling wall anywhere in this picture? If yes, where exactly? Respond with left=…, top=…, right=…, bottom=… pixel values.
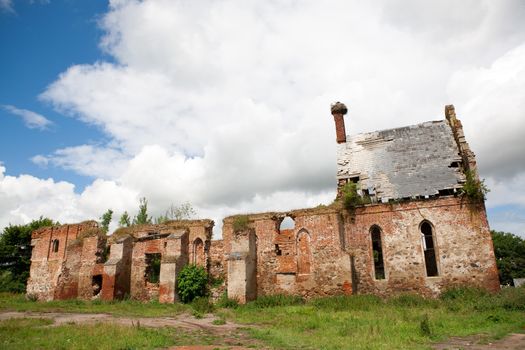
left=159, top=229, right=189, bottom=303
left=77, top=235, right=106, bottom=300
left=209, top=240, right=225, bottom=281
left=223, top=197, right=499, bottom=303
left=346, top=196, right=499, bottom=297
left=101, top=236, right=133, bottom=301
left=123, top=220, right=213, bottom=302
left=130, top=237, right=165, bottom=301
left=223, top=207, right=352, bottom=302
left=26, top=221, right=100, bottom=301
left=227, top=228, right=257, bottom=303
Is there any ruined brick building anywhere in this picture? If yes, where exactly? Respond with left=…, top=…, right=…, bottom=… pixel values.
left=27, top=103, right=500, bottom=303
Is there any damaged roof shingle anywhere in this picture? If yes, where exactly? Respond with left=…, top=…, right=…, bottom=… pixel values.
left=337, top=120, right=465, bottom=201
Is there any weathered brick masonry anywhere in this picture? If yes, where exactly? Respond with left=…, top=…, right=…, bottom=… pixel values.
left=27, top=102, right=500, bottom=303
left=27, top=220, right=214, bottom=302
left=222, top=103, right=499, bottom=302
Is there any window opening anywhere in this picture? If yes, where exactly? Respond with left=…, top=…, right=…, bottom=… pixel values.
left=279, top=216, right=295, bottom=230
left=52, top=239, right=59, bottom=253
left=192, top=238, right=205, bottom=266
left=145, top=253, right=161, bottom=284
left=421, top=222, right=438, bottom=276
left=92, top=275, right=102, bottom=296
left=97, top=245, right=110, bottom=264
left=371, top=226, right=385, bottom=279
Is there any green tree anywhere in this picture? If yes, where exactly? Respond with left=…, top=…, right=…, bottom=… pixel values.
left=118, top=211, right=131, bottom=227
left=156, top=202, right=196, bottom=224
left=99, top=209, right=113, bottom=233
left=491, top=230, right=525, bottom=285
left=166, top=202, right=196, bottom=220
left=133, top=197, right=152, bottom=225
left=155, top=214, right=169, bottom=225
left=0, top=217, right=56, bottom=292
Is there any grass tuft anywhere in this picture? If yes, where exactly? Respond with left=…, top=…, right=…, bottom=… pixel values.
left=247, top=294, right=304, bottom=308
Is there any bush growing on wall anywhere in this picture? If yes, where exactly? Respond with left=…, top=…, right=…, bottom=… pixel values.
left=341, top=182, right=370, bottom=210
left=176, top=264, right=208, bottom=303
left=232, top=215, right=249, bottom=232
left=461, top=170, right=489, bottom=202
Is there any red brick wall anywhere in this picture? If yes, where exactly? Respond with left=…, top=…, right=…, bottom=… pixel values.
left=347, top=197, right=499, bottom=296
left=222, top=197, right=499, bottom=300
left=27, top=221, right=100, bottom=301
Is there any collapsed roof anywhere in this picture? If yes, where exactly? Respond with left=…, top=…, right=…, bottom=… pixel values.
left=337, top=120, right=465, bottom=202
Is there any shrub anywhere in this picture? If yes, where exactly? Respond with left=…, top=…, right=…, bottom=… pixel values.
left=341, top=182, right=370, bottom=210
left=0, top=271, right=25, bottom=293
left=232, top=215, right=249, bottom=232
left=461, top=170, right=489, bottom=202
left=498, top=286, right=525, bottom=311
left=177, top=264, right=208, bottom=303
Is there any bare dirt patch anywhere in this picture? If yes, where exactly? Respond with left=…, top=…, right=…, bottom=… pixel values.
left=432, top=333, right=525, bottom=350
left=0, top=311, right=236, bottom=332
left=0, top=311, right=267, bottom=349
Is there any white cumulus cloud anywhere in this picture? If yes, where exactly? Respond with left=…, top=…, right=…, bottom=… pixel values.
left=3, top=105, right=53, bottom=130
left=1, top=0, right=524, bottom=236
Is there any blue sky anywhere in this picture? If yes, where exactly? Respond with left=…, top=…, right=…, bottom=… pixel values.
left=0, top=1, right=108, bottom=189
left=0, top=0, right=524, bottom=238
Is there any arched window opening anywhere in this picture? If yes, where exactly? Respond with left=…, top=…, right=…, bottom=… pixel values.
left=370, top=226, right=385, bottom=280
left=275, top=216, right=295, bottom=256
left=421, top=221, right=438, bottom=277
left=52, top=239, right=59, bottom=253
left=192, top=238, right=205, bottom=266
left=145, top=253, right=161, bottom=284
left=279, top=216, right=295, bottom=230
left=296, top=230, right=311, bottom=275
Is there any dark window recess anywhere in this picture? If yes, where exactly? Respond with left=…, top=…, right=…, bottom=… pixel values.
left=421, top=222, right=438, bottom=276
left=52, top=239, right=59, bottom=253
left=275, top=244, right=282, bottom=256
left=371, top=226, right=385, bottom=280
left=92, top=275, right=102, bottom=296
left=145, top=253, right=161, bottom=284
left=97, top=246, right=110, bottom=264
left=438, top=189, right=454, bottom=196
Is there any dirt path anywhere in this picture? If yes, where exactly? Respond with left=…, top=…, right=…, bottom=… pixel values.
left=0, top=310, right=266, bottom=349
left=432, top=333, right=525, bottom=350
left=0, top=310, right=240, bottom=332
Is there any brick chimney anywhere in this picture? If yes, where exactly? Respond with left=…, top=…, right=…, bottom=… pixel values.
left=331, top=102, right=348, bottom=144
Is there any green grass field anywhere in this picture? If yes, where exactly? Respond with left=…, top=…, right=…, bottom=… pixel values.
left=0, top=293, right=190, bottom=317
left=0, top=317, right=226, bottom=350
left=0, top=287, right=524, bottom=350
left=221, top=287, right=525, bottom=349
